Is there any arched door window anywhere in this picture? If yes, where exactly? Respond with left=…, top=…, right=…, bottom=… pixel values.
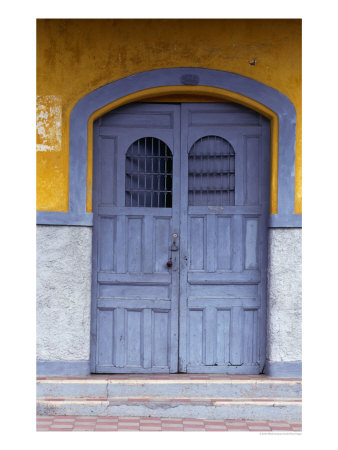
left=188, top=136, right=235, bottom=206
left=125, top=137, right=173, bottom=207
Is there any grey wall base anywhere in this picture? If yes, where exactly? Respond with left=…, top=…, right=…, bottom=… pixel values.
left=263, top=360, right=302, bottom=378
left=37, top=360, right=91, bottom=376
left=37, top=225, right=301, bottom=376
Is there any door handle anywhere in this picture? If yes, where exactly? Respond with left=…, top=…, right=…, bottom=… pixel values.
left=170, top=233, right=179, bottom=251
left=167, top=233, right=178, bottom=270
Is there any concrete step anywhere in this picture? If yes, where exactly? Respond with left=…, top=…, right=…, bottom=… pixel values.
left=36, top=396, right=301, bottom=421
left=36, top=375, right=301, bottom=421
left=37, top=375, right=301, bottom=399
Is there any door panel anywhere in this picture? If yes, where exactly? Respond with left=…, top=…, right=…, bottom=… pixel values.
left=91, top=102, right=270, bottom=374
left=179, top=103, right=270, bottom=374
left=91, top=104, right=180, bottom=373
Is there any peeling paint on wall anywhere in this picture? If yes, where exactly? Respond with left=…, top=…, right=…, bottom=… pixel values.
left=36, top=95, right=62, bottom=152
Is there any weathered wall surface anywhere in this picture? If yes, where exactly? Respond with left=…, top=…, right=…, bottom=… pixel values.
left=267, top=229, right=302, bottom=362
left=36, top=19, right=302, bottom=213
left=36, top=226, right=92, bottom=360
left=37, top=226, right=301, bottom=363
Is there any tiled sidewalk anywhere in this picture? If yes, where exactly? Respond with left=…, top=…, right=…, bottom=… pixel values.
left=37, top=416, right=302, bottom=432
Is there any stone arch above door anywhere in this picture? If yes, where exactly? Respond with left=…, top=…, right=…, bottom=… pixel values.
left=36, top=68, right=301, bottom=227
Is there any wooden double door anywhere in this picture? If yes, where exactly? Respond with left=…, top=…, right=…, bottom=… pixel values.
left=90, top=102, right=270, bottom=373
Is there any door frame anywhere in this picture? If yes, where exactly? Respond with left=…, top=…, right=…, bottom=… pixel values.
left=37, top=68, right=301, bottom=228
left=91, top=102, right=271, bottom=374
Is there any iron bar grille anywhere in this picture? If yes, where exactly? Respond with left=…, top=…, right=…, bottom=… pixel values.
left=188, top=136, right=235, bottom=206
left=125, top=137, right=173, bottom=207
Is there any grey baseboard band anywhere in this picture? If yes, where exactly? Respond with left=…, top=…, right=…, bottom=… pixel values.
left=36, top=211, right=301, bottom=228
left=36, top=211, right=93, bottom=226
left=269, top=214, right=302, bottom=228
left=37, top=360, right=91, bottom=376
left=263, top=360, right=302, bottom=378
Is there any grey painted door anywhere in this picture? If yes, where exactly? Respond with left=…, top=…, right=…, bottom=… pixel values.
left=178, top=104, right=270, bottom=374
left=91, top=102, right=270, bottom=374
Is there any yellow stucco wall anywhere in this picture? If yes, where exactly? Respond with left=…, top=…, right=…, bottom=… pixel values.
left=36, top=19, right=302, bottom=214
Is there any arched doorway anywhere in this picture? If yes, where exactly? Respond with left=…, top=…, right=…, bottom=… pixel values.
left=37, top=68, right=299, bottom=228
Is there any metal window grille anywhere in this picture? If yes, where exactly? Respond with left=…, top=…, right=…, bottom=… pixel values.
left=188, top=136, right=235, bottom=206
left=125, top=137, right=173, bottom=207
